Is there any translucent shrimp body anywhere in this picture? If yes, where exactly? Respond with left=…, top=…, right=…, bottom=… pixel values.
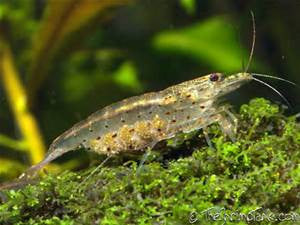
left=21, top=72, right=252, bottom=177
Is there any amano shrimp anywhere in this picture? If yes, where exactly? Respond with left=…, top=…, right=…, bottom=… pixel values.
left=22, top=71, right=295, bottom=178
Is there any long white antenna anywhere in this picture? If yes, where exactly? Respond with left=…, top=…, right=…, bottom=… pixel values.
left=252, top=73, right=297, bottom=86
left=245, top=11, right=256, bottom=72
left=252, top=77, right=291, bottom=108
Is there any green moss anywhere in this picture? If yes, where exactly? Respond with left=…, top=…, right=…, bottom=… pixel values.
left=1, top=98, right=300, bottom=225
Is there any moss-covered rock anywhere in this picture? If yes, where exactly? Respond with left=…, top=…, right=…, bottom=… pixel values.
left=1, top=98, right=300, bottom=225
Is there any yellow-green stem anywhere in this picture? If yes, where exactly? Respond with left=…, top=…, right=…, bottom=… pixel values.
left=0, top=43, right=46, bottom=165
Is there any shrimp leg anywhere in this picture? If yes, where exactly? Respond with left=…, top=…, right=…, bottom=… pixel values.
left=136, top=147, right=152, bottom=175
left=198, top=106, right=237, bottom=146
left=214, top=106, right=237, bottom=142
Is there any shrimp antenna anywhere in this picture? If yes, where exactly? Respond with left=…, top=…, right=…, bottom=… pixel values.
left=252, top=77, right=292, bottom=109
left=245, top=11, right=256, bottom=72
left=252, top=73, right=298, bottom=87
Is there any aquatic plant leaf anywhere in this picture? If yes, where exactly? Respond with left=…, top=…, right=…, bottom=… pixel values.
left=0, top=43, right=46, bottom=165
left=153, top=16, right=249, bottom=72
left=27, top=0, right=133, bottom=104
left=0, top=133, right=27, bottom=151
left=113, top=61, right=143, bottom=92
left=0, top=158, right=25, bottom=180
left=179, top=0, right=196, bottom=15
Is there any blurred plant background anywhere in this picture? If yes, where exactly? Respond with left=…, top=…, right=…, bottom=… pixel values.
left=0, top=0, right=299, bottom=181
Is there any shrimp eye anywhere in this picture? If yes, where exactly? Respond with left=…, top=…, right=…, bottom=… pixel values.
left=210, top=73, right=220, bottom=82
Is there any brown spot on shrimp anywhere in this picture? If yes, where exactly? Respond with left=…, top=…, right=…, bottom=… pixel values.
left=163, top=95, right=177, bottom=104
left=95, top=132, right=119, bottom=155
